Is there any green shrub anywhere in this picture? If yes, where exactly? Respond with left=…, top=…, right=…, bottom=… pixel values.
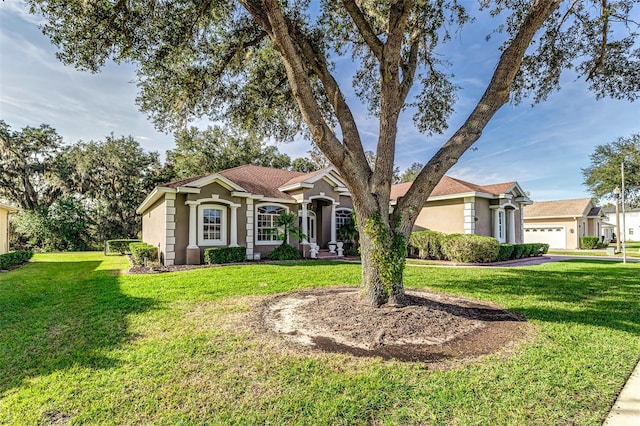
left=495, top=244, right=515, bottom=261
left=129, top=242, right=158, bottom=266
left=581, top=236, right=600, bottom=249
left=107, top=239, right=141, bottom=255
left=441, top=234, right=499, bottom=263
left=0, top=250, right=34, bottom=270
left=344, top=247, right=360, bottom=257
left=267, top=243, right=302, bottom=260
left=540, top=243, right=550, bottom=255
left=408, top=230, right=446, bottom=260
left=512, top=244, right=526, bottom=259
left=204, top=246, right=247, bottom=264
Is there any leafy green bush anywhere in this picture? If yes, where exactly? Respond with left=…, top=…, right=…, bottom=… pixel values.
left=129, top=242, right=158, bottom=266
left=107, top=239, right=141, bottom=255
left=512, top=244, right=526, bottom=259
left=408, top=230, right=446, bottom=260
left=581, top=236, right=600, bottom=249
left=0, top=250, right=34, bottom=270
left=441, top=234, right=499, bottom=263
left=267, top=243, right=302, bottom=260
left=495, top=244, right=515, bottom=261
left=540, top=243, right=550, bottom=255
left=204, top=246, right=247, bottom=264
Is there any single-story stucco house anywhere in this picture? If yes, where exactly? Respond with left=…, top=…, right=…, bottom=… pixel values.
left=522, top=198, right=604, bottom=249
left=0, top=202, right=19, bottom=255
left=137, top=165, right=532, bottom=265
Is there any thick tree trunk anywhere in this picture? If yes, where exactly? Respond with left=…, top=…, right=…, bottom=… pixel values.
left=357, top=209, right=409, bottom=307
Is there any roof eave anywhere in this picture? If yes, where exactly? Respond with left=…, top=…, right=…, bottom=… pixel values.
left=136, top=187, right=176, bottom=214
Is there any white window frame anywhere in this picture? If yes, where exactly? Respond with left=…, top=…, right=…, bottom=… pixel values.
left=498, top=210, right=505, bottom=241
left=256, top=203, right=288, bottom=245
left=335, top=208, right=353, bottom=237
left=198, top=204, right=227, bottom=246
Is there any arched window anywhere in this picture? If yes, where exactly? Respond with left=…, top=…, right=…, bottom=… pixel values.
left=335, top=208, right=353, bottom=235
left=256, top=204, right=287, bottom=244
left=198, top=204, right=226, bottom=246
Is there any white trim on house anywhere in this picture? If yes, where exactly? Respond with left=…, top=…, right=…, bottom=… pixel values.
left=136, top=187, right=175, bottom=214
left=255, top=203, right=289, bottom=246
left=165, top=193, right=176, bottom=266
left=463, top=197, right=476, bottom=235
left=186, top=174, right=247, bottom=192
left=197, top=204, right=227, bottom=246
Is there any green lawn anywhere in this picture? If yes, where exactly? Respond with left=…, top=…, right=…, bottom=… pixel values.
left=1, top=253, right=639, bottom=425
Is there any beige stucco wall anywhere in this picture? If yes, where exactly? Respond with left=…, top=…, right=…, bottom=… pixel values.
left=141, top=197, right=166, bottom=261
left=474, top=198, right=492, bottom=237
left=414, top=199, right=465, bottom=234
left=0, top=208, right=9, bottom=255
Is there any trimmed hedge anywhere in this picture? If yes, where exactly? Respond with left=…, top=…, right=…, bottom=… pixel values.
left=580, top=236, right=608, bottom=249
left=0, top=250, right=34, bottom=270
left=204, top=246, right=247, bottom=264
left=129, top=242, right=158, bottom=266
left=495, top=244, right=515, bottom=261
left=408, top=230, right=447, bottom=260
left=441, top=234, right=499, bottom=263
left=107, top=239, right=141, bottom=255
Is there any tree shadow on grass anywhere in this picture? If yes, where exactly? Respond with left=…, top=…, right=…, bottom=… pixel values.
left=0, top=259, right=156, bottom=395
left=412, top=262, right=640, bottom=335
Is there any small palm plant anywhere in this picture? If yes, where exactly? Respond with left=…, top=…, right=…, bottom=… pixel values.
left=266, top=212, right=308, bottom=260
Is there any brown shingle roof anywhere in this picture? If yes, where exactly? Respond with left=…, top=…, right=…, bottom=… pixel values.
left=523, top=198, right=593, bottom=218
left=390, top=176, right=517, bottom=201
left=218, top=165, right=309, bottom=199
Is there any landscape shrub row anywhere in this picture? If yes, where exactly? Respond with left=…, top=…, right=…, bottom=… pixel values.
left=408, top=230, right=549, bottom=263
left=0, top=250, right=34, bottom=270
left=107, top=239, right=141, bottom=255
left=129, top=242, right=158, bottom=266
left=204, top=246, right=247, bottom=264
left=580, top=236, right=608, bottom=249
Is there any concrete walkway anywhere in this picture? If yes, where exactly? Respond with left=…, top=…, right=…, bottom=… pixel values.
left=604, top=357, right=640, bottom=425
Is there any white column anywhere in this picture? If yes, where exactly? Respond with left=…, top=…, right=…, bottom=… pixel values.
left=330, top=203, right=337, bottom=244
left=187, top=203, right=198, bottom=248
left=493, top=208, right=501, bottom=241
left=301, top=202, right=309, bottom=244
left=245, top=199, right=254, bottom=259
left=463, top=197, right=476, bottom=235
left=229, top=205, right=238, bottom=247
left=507, top=209, right=516, bottom=244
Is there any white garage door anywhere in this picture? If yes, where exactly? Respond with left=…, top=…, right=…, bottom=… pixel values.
left=524, top=226, right=566, bottom=249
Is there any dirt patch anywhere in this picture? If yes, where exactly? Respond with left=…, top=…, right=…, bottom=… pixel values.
left=258, top=287, right=531, bottom=366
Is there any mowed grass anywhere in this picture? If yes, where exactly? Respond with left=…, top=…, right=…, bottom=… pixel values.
left=1, top=253, right=639, bottom=425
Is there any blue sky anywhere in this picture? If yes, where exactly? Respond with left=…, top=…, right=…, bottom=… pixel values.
left=1, top=1, right=638, bottom=202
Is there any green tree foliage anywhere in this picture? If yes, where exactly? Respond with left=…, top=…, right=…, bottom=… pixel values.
left=583, top=133, right=640, bottom=206
left=399, top=162, right=424, bottom=183
left=28, top=0, right=640, bottom=306
left=167, top=126, right=292, bottom=178
left=0, top=120, right=63, bottom=209
left=56, top=134, right=162, bottom=239
left=13, top=195, right=91, bottom=251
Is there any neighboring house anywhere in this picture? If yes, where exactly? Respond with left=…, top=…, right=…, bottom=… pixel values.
left=138, top=165, right=532, bottom=265
left=391, top=176, right=532, bottom=244
left=522, top=198, right=604, bottom=249
left=0, top=203, right=19, bottom=255
left=602, top=205, right=640, bottom=242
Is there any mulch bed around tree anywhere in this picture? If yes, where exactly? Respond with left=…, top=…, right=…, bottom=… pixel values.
left=257, top=287, right=531, bottom=367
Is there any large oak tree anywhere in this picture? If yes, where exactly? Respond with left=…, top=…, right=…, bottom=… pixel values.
left=27, top=0, right=640, bottom=306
